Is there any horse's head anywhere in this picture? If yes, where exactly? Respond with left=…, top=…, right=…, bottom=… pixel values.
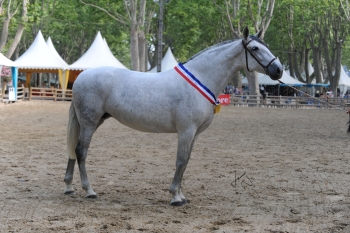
left=242, top=26, right=282, bottom=81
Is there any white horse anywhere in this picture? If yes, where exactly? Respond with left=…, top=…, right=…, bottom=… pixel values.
left=64, top=27, right=282, bottom=206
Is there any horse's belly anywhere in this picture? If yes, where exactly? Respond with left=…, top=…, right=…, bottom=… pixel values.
left=109, top=108, right=177, bottom=133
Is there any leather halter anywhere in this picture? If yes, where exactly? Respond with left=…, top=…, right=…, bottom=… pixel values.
left=242, top=39, right=277, bottom=75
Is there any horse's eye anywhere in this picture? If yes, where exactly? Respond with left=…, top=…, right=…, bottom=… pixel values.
left=252, top=46, right=258, bottom=51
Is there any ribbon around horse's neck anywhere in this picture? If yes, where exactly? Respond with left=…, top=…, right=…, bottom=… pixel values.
left=174, top=63, right=220, bottom=106
left=242, top=39, right=277, bottom=75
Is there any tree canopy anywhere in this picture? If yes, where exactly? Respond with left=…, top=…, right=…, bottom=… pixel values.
left=1, top=0, right=350, bottom=94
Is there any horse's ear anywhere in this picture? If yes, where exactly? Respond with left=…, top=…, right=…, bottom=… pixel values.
left=255, top=28, right=263, bottom=38
left=243, top=26, right=249, bottom=40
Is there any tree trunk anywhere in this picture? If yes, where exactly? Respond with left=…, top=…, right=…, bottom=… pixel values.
left=3, top=0, right=29, bottom=58
left=287, top=52, right=294, bottom=79
left=0, top=18, right=11, bottom=52
left=312, top=48, right=323, bottom=83
left=246, top=71, right=259, bottom=96
left=293, top=49, right=303, bottom=82
left=330, top=41, right=342, bottom=96
left=138, top=31, right=146, bottom=72
left=130, top=23, right=139, bottom=71
left=232, top=72, right=242, bottom=89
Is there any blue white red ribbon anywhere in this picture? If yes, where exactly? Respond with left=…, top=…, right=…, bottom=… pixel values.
left=174, top=63, right=220, bottom=106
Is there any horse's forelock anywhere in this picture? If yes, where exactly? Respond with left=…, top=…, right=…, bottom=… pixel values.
left=249, top=35, right=267, bottom=46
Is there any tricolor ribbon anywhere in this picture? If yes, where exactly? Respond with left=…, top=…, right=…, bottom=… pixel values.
left=174, top=63, right=220, bottom=106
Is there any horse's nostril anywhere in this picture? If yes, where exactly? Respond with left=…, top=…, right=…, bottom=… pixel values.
left=277, top=67, right=281, bottom=75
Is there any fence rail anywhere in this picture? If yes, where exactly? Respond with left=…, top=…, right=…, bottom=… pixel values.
left=1, top=87, right=350, bottom=110
left=28, top=87, right=72, bottom=101
left=1, top=87, right=72, bottom=103
left=1, top=87, right=26, bottom=103
left=230, top=94, right=349, bottom=110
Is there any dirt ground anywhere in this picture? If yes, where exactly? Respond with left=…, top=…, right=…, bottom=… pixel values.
left=0, top=100, right=350, bottom=233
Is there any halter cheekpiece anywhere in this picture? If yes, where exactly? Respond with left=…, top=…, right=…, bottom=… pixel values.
left=242, top=39, right=277, bottom=76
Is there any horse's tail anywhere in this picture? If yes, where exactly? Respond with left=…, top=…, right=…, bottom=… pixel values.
left=67, top=102, right=80, bottom=160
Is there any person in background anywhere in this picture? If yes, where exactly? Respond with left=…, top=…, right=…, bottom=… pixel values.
left=315, top=90, right=320, bottom=97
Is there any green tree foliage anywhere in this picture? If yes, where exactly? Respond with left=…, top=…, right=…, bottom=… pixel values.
left=0, top=0, right=350, bottom=94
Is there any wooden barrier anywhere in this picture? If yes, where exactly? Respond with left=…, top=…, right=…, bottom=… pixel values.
left=1, top=87, right=25, bottom=103
left=54, top=89, right=73, bottom=101
left=230, top=94, right=349, bottom=110
left=28, top=87, right=72, bottom=101
left=1, top=87, right=350, bottom=110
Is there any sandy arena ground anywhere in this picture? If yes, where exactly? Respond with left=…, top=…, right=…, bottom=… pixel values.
left=0, top=100, right=350, bottom=233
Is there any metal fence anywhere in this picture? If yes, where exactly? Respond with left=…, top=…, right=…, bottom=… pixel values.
left=230, top=94, right=349, bottom=110
left=1, top=88, right=349, bottom=110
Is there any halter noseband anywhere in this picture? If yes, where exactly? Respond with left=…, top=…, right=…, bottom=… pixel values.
left=242, top=39, right=277, bottom=75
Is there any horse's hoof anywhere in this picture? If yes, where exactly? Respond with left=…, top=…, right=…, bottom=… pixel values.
left=64, top=191, right=76, bottom=195
left=85, top=194, right=98, bottom=199
left=182, top=199, right=188, bottom=204
left=171, top=201, right=184, bottom=207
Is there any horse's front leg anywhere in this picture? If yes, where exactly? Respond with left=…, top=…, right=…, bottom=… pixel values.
left=169, top=130, right=197, bottom=206
left=75, top=127, right=97, bottom=198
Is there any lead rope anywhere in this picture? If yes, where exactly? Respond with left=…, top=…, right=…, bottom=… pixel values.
left=277, top=80, right=347, bottom=112
left=277, top=80, right=350, bottom=131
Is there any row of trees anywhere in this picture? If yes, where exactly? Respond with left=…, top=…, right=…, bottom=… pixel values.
left=1, top=0, right=350, bottom=95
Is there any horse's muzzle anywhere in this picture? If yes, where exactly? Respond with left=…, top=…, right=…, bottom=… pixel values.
left=267, top=60, right=283, bottom=80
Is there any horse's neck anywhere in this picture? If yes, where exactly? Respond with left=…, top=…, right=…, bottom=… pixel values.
left=184, top=40, right=245, bottom=97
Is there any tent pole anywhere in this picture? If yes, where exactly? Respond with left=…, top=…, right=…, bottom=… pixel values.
left=25, top=73, right=32, bottom=88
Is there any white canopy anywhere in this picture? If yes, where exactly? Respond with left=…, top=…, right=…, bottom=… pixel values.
left=242, top=70, right=305, bottom=86
left=0, top=53, right=15, bottom=67
left=46, top=37, right=68, bottom=67
left=338, top=66, right=350, bottom=86
left=338, top=66, right=350, bottom=95
left=14, top=30, right=67, bottom=69
left=67, top=31, right=127, bottom=70
left=148, top=47, right=178, bottom=73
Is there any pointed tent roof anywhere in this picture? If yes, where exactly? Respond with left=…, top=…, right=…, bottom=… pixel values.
left=148, top=47, right=178, bottom=73
left=46, top=37, right=68, bottom=67
left=67, top=31, right=127, bottom=70
left=242, top=70, right=305, bottom=86
left=14, top=30, right=67, bottom=69
left=0, top=53, right=15, bottom=67
left=300, top=62, right=317, bottom=82
left=338, top=66, right=350, bottom=87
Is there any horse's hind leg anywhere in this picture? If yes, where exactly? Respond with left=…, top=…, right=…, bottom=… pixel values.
left=64, top=159, right=76, bottom=195
left=169, top=129, right=197, bottom=206
left=75, top=124, right=98, bottom=198
left=64, top=103, right=80, bottom=195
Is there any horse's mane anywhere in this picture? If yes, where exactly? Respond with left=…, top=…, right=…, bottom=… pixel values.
left=183, top=35, right=266, bottom=63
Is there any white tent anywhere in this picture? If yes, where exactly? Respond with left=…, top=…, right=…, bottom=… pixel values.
left=242, top=70, right=305, bottom=86
left=65, top=31, right=127, bottom=88
left=13, top=30, right=68, bottom=89
left=148, top=47, right=178, bottom=73
left=67, top=31, right=127, bottom=71
left=0, top=53, right=16, bottom=100
left=338, top=66, right=350, bottom=95
left=14, top=31, right=67, bottom=70
left=46, top=37, right=68, bottom=67
left=45, top=37, right=69, bottom=88
left=0, top=53, right=15, bottom=67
